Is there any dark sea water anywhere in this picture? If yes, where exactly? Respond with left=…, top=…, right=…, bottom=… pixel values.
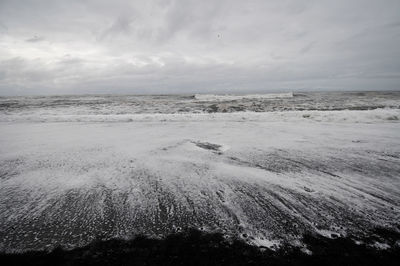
left=1, top=91, right=399, bottom=115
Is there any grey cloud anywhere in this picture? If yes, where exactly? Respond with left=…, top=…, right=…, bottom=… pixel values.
left=0, top=0, right=399, bottom=95
left=381, top=20, right=400, bottom=30
left=98, top=16, right=135, bottom=41
left=0, top=21, right=7, bottom=32
left=299, top=41, right=317, bottom=54
left=26, top=36, right=45, bottom=42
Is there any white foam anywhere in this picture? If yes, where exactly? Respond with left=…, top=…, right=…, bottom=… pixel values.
left=251, top=237, right=281, bottom=249
left=372, top=242, right=391, bottom=250
left=1, top=112, right=399, bottom=251
left=1, top=108, right=399, bottom=124
left=194, top=92, right=293, bottom=101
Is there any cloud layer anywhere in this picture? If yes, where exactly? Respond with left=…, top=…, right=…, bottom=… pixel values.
left=0, top=0, right=399, bottom=95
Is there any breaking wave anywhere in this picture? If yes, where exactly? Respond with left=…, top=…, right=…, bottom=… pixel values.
left=0, top=108, right=399, bottom=123
left=194, top=92, right=293, bottom=101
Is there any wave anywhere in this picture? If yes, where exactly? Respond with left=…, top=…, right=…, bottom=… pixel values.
left=194, top=92, right=293, bottom=101
left=1, top=108, right=398, bottom=123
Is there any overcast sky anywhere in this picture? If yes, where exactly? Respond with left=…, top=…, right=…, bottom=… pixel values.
left=0, top=0, right=399, bottom=95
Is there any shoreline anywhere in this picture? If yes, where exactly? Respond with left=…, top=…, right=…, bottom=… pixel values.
left=1, top=227, right=399, bottom=265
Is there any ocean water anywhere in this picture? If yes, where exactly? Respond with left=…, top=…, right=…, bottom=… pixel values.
left=0, top=91, right=399, bottom=252
left=1, top=91, right=399, bottom=116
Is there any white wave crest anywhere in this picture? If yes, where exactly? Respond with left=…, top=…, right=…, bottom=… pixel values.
left=194, top=92, right=293, bottom=101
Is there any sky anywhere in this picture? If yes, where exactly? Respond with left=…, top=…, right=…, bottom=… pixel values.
left=0, top=0, right=400, bottom=95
